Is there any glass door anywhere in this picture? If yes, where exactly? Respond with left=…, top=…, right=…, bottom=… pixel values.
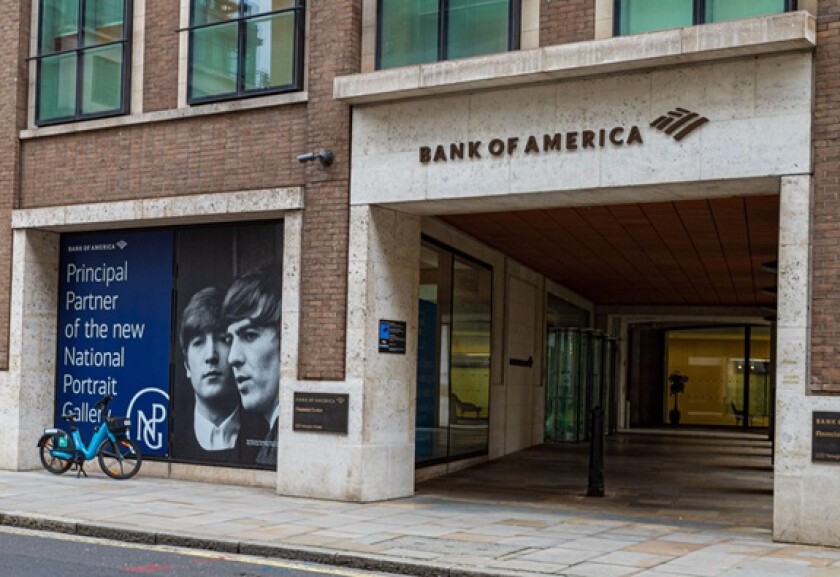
left=546, top=329, right=618, bottom=442
left=416, top=240, right=491, bottom=466
left=557, top=329, right=582, bottom=442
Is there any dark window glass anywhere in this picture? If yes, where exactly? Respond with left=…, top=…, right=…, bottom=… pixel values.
left=616, top=0, right=791, bottom=36
left=618, top=0, right=692, bottom=35
left=378, top=0, right=518, bottom=70
left=188, top=0, right=303, bottom=103
left=706, top=0, right=788, bottom=23
left=447, top=0, right=511, bottom=60
left=36, top=0, right=130, bottom=125
left=379, top=0, right=439, bottom=69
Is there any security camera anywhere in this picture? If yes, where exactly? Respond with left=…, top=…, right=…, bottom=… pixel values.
left=297, top=150, right=334, bottom=166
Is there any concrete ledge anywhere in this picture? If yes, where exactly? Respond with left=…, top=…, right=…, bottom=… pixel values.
left=76, top=522, right=156, bottom=544
left=11, top=187, right=304, bottom=231
left=334, top=11, right=815, bottom=105
left=450, top=570, right=521, bottom=577
left=1, top=513, right=76, bottom=535
left=333, top=552, right=452, bottom=577
left=156, top=532, right=240, bottom=553
left=21, top=92, right=308, bottom=140
left=238, top=542, right=336, bottom=565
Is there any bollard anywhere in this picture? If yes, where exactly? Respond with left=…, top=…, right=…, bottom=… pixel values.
left=587, top=406, right=605, bottom=497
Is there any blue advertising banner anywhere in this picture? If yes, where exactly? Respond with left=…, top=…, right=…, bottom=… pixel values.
left=56, top=230, right=174, bottom=457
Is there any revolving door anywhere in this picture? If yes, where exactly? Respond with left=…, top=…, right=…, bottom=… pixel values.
left=545, top=329, right=617, bottom=443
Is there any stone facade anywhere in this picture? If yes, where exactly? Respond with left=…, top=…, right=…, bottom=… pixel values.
left=0, top=0, right=839, bottom=550
left=349, top=52, right=812, bottom=210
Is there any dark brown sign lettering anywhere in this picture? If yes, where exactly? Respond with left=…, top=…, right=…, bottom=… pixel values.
left=418, top=125, right=644, bottom=164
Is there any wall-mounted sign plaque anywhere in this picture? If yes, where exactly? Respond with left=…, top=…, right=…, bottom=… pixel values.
left=378, top=319, right=406, bottom=354
left=813, top=412, right=840, bottom=463
left=293, top=393, right=349, bottom=434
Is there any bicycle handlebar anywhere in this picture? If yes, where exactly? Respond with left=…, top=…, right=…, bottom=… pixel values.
left=94, top=395, right=113, bottom=411
left=62, top=395, right=114, bottom=423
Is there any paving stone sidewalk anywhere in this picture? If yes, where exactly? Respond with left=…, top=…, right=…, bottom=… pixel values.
left=1, top=470, right=840, bottom=577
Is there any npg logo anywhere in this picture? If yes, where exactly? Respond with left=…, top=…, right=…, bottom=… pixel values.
left=127, top=388, right=169, bottom=454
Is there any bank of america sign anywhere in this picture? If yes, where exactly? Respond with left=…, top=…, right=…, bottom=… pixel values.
left=418, top=108, right=710, bottom=164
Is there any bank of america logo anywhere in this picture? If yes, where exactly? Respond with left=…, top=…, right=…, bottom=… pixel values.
left=650, top=108, right=709, bottom=141
left=116, top=240, right=128, bottom=250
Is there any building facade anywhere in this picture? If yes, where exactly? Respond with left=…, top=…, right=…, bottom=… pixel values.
left=0, top=0, right=839, bottom=550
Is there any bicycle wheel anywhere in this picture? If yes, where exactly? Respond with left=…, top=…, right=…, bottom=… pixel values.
left=39, top=436, right=73, bottom=475
left=97, top=438, right=142, bottom=480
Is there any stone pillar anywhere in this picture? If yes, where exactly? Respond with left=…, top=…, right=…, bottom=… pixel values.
left=277, top=205, right=420, bottom=501
left=774, top=175, right=840, bottom=546
left=0, top=229, right=59, bottom=470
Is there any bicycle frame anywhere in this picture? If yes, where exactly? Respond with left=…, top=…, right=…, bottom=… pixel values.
left=50, top=423, right=117, bottom=462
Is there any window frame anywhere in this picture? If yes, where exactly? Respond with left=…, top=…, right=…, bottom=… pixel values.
left=34, top=0, right=133, bottom=127
left=613, top=0, right=797, bottom=36
left=375, top=0, right=521, bottom=71
left=186, top=0, right=305, bottom=105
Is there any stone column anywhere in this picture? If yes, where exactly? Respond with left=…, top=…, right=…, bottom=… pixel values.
left=277, top=205, right=420, bottom=501
left=0, top=229, right=59, bottom=470
left=774, top=175, right=840, bottom=546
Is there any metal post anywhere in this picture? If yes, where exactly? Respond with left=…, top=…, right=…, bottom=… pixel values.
left=587, top=406, right=605, bottom=497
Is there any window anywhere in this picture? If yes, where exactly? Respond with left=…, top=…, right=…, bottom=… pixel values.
left=615, top=0, right=795, bottom=36
left=664, top=325, right=771, bottom=428
left=377, top=0, right=520, bottom=70
left=36, top=0, right=131, bottom=125
left=416, top=239, right=492, bottom=466
left=188, top=0, right=304, bottom=103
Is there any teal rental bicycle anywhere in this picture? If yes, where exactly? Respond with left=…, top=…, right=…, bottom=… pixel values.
left=37, top=395, right=142, bottom=480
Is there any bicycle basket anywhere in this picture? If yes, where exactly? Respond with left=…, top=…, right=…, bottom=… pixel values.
left=107, top=417, right=131, bottom=436
left=50, top=431, right=75, bottom=456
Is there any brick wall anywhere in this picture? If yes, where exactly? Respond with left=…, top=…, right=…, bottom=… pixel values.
left=0, top=0, right=32, bottom=368
left=143, top=0, right=180, bottom=112
left=811, top=0, right=840, bottom=392
left=297, top=0, right=360, bottom=380
left=540, top=0, right=595, bottom=47
left=20, top=107, right=307, bottom=205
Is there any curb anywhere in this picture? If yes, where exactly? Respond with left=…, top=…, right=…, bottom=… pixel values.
left=0, top=512, right=525, bottom=577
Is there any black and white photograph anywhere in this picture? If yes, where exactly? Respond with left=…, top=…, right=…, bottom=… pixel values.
left=170, top=221, right=284, bottom=469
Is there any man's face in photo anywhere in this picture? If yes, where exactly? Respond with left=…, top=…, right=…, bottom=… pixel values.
left=185, top=331, right=233, bottom=403
left=226, top=318, right=280, bottom=417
